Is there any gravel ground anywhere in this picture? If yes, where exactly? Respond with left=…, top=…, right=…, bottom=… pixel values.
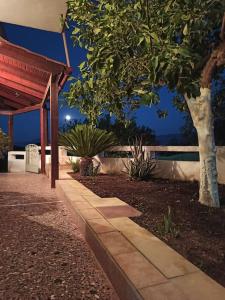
left=0, top=173, right=117, bottom=300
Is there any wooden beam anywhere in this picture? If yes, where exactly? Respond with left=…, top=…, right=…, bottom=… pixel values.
left=0, top=89, right=32, bottom=106
left=0, top=45, right=65, bottom=75
left=40, top=107, right=47, bottom=174
left=50, top=77, right=59, bottom=188
left=0, top=101, right=16, bottom=111
left=58, top=68, right=72, bottom=92
left=0, top=77, right=44, bottom=99
left=0, top=61, right=48, bottom=86
left=12, top=104, right=41, bottom=115
left=0, top=110, right=13, bottom=116
left=41, top=75, right=51, bottom=106
left=8, top=115, right=13, bottom=150
left=2, top=98, right=24, bottom=109
left=0, top=68, right=46, bottom=93
left=0, top=84, right=41, bottom=104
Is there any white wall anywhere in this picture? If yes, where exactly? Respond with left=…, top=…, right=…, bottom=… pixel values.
left=8, top=151, right=26, bottom=173
left=8, top=146, right=225, bottom=184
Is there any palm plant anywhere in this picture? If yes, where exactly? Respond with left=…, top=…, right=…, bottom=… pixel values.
left=59, top=125, right=118, bottom=176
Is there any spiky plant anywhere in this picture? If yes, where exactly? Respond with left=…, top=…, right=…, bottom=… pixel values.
left=59, top=125, right=118, bottom=176
left=124, top=137, right=156, bottom=181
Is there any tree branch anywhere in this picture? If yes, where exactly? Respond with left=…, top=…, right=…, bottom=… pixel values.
left=201, top=13, right=225, bottom=88
left=220, top=12, right=225, bottom=41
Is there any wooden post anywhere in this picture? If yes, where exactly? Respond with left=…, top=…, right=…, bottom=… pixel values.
left=62, top=31, right=71, bottom=67
left=50, top=77, right=59, bottom=188
left=8, top=115, right=13, bottom=150
left=45, top=109, right=48, bottom=146
left=40, top=106, right=47, bottom=174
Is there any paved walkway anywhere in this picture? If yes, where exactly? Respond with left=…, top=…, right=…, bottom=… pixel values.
left=0, top=173, right=117, bottom=299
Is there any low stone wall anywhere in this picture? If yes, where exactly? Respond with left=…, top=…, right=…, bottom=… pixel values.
left=98, top=157, right=225, bottom=184
left=97, top=146, right=225, bottom=184
left=56, top=177, right=225, bottom=300
left=8, top=151, right=26, bottom=173
left=8, top=146, right=225, bottom=184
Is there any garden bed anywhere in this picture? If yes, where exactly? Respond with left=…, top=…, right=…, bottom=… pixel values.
left=71, top=173, right=225, bottom=288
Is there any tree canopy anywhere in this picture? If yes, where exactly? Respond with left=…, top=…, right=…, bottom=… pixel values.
left=61, top=115, right=155, bottom=145
left=66, top=0, right=225, bottom=119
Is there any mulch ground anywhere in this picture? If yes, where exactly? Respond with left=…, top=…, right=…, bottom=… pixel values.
left=72, top=173, right=225, bottom=288
left=0, top=174, right=117, bottom=300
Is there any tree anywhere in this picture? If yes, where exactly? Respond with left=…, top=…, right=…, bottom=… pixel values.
left=65, top=78, right=104, bottom=125
left=61, top=114, right=155, bottom=145
left=66, top=0, right=225, bottom=207
left=181, top=78, right=225, bottom=146
left=98, top=115, right=155, bottom=145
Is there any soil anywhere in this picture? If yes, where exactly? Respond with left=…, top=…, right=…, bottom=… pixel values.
left=72, top=173, right=225, bottom=288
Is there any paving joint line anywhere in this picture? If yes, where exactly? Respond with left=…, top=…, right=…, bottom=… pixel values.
left=0, top=201, right=62, bottom=207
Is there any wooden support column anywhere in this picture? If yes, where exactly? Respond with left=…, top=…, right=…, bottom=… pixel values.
left=45, top=109, right=49, bottom=146
left=8, top=115, right=13, bottom=150
left=62, top=31, right=71, bottom=67
left=40, top=106, right=47, bottom=174
left=50, top=77, right=59, bottom=188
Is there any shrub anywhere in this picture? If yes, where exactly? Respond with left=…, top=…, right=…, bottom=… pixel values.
left=123, top=137, right=156, bottom=181
left=59, top=125, right=118, bottom=176
left=70, top=160, right=80, bottom=173
left=0, top=128, right=10, bottom=159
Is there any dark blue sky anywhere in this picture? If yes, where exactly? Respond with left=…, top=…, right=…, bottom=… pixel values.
left=0, top=23, right=184, bottom=145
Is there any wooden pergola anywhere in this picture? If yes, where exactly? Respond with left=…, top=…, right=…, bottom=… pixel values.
left=0, top=37, right=72, bottom=187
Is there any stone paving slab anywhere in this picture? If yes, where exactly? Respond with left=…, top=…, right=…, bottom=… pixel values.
left=170, top=271, right=225, bottom=300
left=84, top=197, right=128, bottom=207
left=56, top=178, right=225, bottom=300
left=98, top=231, right=137, bottom=256
left=79, top=208, right=104, bottom=220
left=108, top=217, right=198, bottom=278
left=139, top=281, right=187, bottom=300
left=87, top=218, right=116, bottom=234
left=114, top=251, right=168, bottom=289
left=70, top=201, right=93, bottom=210
left=97, top=205, right=142, bottom=218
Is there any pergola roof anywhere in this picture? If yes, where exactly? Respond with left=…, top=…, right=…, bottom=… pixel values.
left=0, top=38, right=72, bottom=115
left=0, top=0, right=67, bottom=33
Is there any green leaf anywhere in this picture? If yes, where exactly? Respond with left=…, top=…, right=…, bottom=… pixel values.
left=87, top=53, right=92, bottom=60
left=183, top=24, right=188, bottom=36
left=133, top=89, right=147, bottom=95
left=93, top=28, right=101, bottom=35
left=150, top=32, right=159, bottom=43
left=79, top=61, right=86, bottom=70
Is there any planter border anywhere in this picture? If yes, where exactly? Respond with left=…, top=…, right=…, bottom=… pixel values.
left=56, top=177, right=225, bottom=300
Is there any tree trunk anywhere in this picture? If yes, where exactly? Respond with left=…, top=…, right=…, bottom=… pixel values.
left=79, top=157, right=93, bottom=176
left=185, top=88, right=220, bottom=207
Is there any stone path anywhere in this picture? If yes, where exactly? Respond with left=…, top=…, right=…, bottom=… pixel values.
left=0, top=173, right=117, bottom=299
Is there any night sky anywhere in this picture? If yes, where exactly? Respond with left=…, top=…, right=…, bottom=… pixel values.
left=0, top=23, right=184, bottom=145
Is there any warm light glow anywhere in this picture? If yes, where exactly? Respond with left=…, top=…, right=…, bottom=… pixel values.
left=65, top=115, right=71, bottom=121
